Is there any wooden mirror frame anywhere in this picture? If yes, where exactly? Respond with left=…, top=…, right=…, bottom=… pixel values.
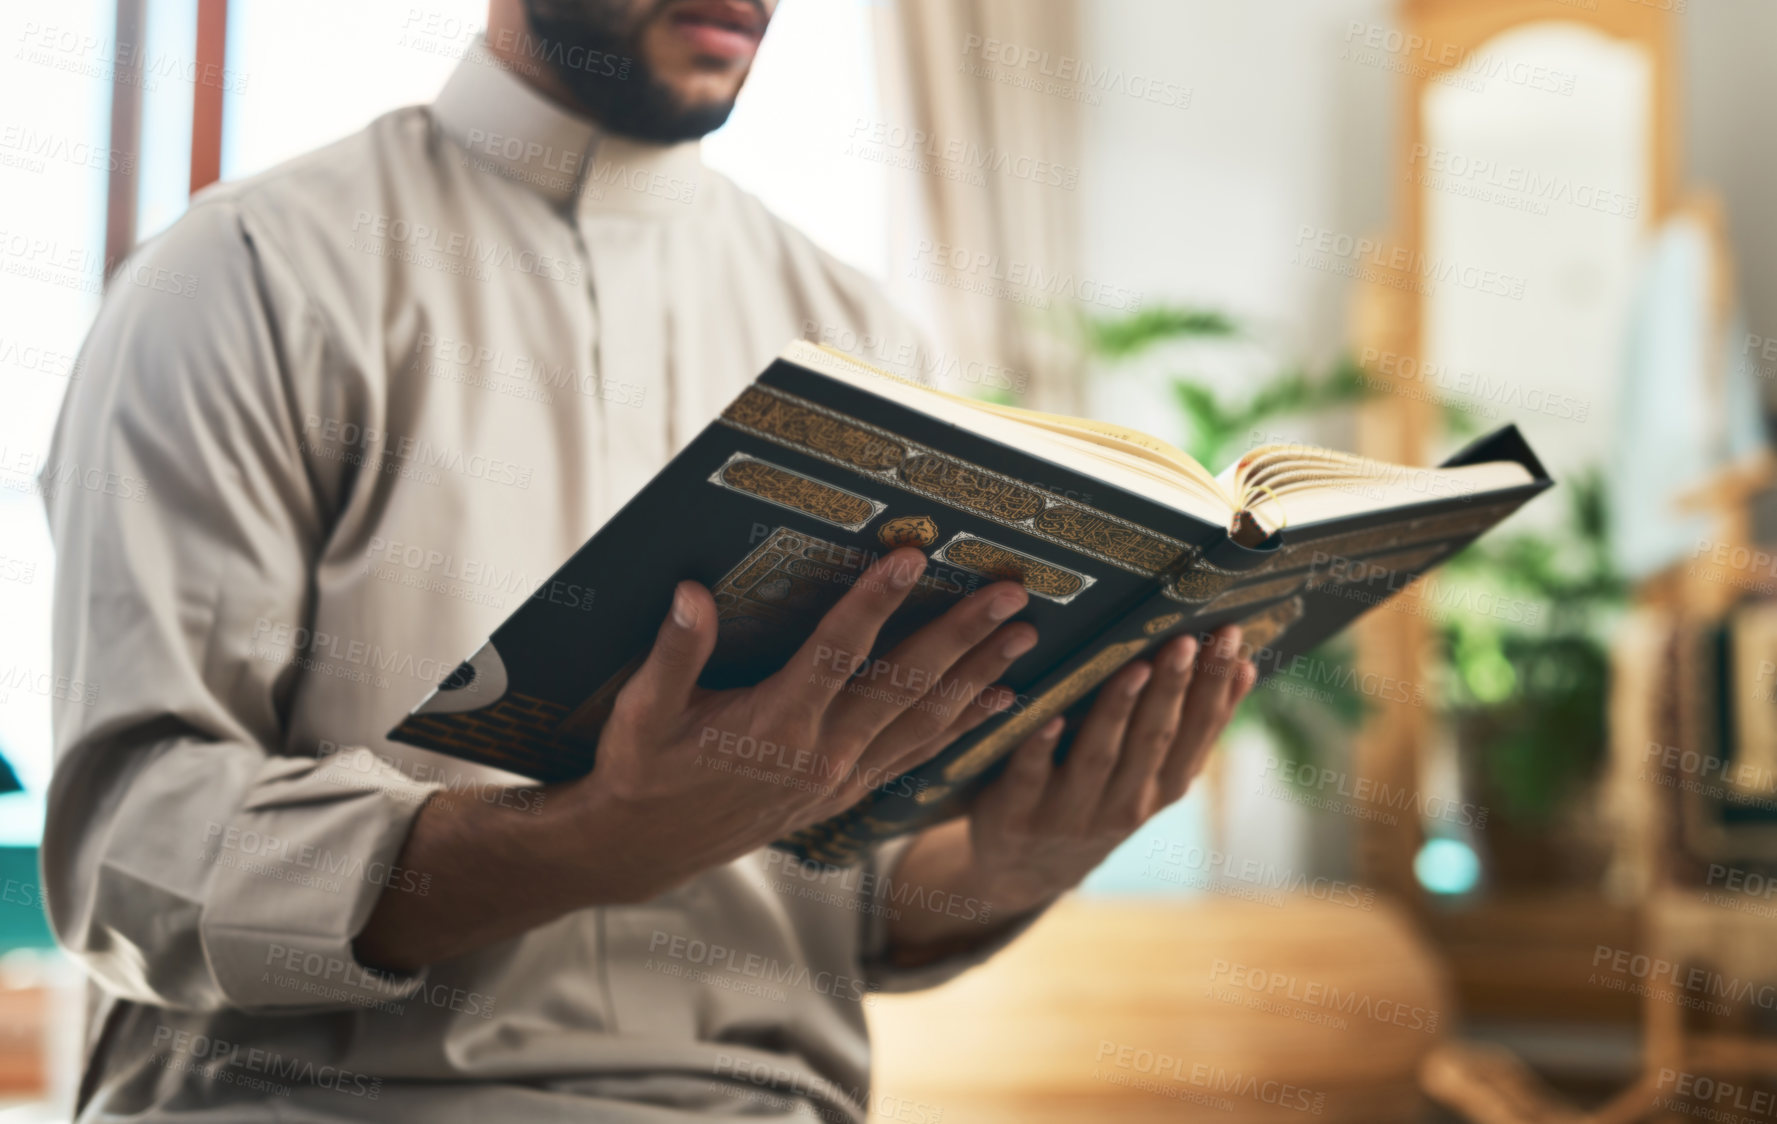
left=1347, top=0, right=1681, bottom=909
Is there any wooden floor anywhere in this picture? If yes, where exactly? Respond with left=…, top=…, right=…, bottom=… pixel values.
left=868, top=895, right=1452, bottom=1123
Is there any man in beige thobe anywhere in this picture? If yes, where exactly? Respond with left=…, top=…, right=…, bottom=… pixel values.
left=41, top=1, right=1256, bottom=1119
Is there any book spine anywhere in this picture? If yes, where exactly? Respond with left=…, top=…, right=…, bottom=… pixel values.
left=777, top=537, right=1269, bottom=865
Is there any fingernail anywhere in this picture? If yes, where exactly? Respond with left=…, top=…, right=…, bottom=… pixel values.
left=671, top=584, right=698, bottom=629
left=1168, top=638, right=1197, bottom=674
left=1123, top=664, right=1152, bottom=696
left=1040, top=716, right=1064, bottom=739
left=987, top=588, right=1027, bottom=622
left=1221, top=626, right=1244, bottom=657
left=1001, top=629, right=1037, bottom=659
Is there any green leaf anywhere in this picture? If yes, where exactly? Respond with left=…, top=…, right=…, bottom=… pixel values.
left=1081, top=306, right=1239, bottom=360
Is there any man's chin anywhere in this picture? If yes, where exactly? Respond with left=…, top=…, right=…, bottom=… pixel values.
left=583, top=86, right=738, bottom=143
left=522, top=0, right=743, bottom=144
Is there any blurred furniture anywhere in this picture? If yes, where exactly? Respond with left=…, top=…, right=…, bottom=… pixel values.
left=869, top=896, right=1450, bottom=1123
left=1569, top=467, right=1777, bottom=1123
left=0, top=986, right=46, bottom=1097
left=1423, top=229, right=1771, bottom=1113
left=1339, top=0, right=1775, bottom=1118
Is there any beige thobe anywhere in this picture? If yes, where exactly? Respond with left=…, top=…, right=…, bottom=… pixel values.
left=42, top=41, right=1022, bottom=1123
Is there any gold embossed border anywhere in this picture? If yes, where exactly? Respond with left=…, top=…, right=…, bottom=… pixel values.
left=1235, top=595, right=1307, bottom=653
left=931, top=532, right=1096, bottom=605
left=1162, top=558, right=1241, bottom=605
left=1248, top=500, right=1524, bottom=579
left=1202, top=571, right=1312, bottom=614
left=942, top=636, right=1152, bottom=782
left=721, top=385, right=1193, bottom=577
left=708, top=452, right=886, bottom=533
left=1304, top=542, right=1452, bottom=591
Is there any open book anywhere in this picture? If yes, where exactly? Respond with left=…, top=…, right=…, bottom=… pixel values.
left=390, top=340, right=1551, bottom=864
left=786, top=342, right=1536, bottom=540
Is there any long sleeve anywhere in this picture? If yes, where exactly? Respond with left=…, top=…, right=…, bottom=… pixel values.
left=39, top=198, right=441, bottom=1013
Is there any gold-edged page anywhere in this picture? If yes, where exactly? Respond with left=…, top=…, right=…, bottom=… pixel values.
left=1207, top=439, right=1531, bottom=532
left=1250, top=461, right=1535, bottom=529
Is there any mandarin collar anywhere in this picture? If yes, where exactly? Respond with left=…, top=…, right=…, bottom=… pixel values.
left=431, top=36, right=710, bottom=221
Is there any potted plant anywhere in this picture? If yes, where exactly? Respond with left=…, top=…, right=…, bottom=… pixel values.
left=1078, top=306, right=1626, bottom=886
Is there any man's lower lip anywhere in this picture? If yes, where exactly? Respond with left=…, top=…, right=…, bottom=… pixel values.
left=669, top=17, right=760, bottom=59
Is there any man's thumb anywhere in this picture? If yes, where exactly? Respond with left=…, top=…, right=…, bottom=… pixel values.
left=616, top=581, right=718, bottom=727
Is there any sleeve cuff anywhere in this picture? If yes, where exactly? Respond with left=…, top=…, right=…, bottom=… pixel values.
left=857, top=834, right=1054, bottom=994
left=198, top=747, right=443, bottom=1011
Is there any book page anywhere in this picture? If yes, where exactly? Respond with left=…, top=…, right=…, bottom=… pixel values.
left=1223, top=454, right=1534, bottom=532
left=784, top=341, right=1534, bottom=536
left=786, top=341, right=1237, bottom=525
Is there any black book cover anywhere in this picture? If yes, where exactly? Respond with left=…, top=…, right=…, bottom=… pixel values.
left=388, top=344, right=1552, bottom=864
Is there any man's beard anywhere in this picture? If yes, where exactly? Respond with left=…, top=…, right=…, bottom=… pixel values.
left=520, top=0, right=740, bottom=143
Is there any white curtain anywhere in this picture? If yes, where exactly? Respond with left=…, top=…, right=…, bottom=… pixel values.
left=872, top=0, right=1088, bottom=415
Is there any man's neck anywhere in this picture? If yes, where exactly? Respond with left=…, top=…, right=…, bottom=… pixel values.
left=484, top=0, right=594, bottom=120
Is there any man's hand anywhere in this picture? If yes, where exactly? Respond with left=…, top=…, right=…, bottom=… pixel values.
left=884, top=626, right=1256, bottom=962
left=355, top=548, right=1036, bottom=971
left=554, top=547, right=1037, bottom=903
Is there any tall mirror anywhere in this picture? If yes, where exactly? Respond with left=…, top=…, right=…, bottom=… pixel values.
left=1349, top=0, right=1679, bottom=918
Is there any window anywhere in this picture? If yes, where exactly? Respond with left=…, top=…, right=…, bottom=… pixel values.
left=0, top=0, right=113, bottom=848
